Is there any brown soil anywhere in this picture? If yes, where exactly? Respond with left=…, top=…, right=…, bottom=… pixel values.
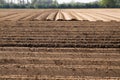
left=0, top=9, right=120, bottom=80
left=0, top=9, right=120, bottom=21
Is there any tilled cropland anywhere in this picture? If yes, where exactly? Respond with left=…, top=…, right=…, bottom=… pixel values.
left=0, top=9, right=120, bottom=80
left=0, top=9, right=120, bottom=21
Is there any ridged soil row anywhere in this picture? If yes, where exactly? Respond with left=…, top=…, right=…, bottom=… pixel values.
left=75, top=10, right=119, bottom=22
left=0, top=24, right=119, bottom=48
left=33, top=10, right=58, bottom=21
left=0, top=12, right=18, bottom=18
left=0, top=13, right=20, bottom=21
left=0, top=21, right=119, bottom=79
left=5, top=13, right=31, bottom=21
left=0, top=10, right=28, bottom=21
left=0, top=48, right=120, bottom=79
left=46, top=10, right=59, bottom=21
left=95, top=11, right=120, bottom=21
left=21, top=10, right=46, bottom=21
left=55, top=10, right=65, bottom=21
left=0, top=75, right=120, bottom=80
left=0, top=21, right=120, bottom=27
left=0, top=9, right=120, bottom=21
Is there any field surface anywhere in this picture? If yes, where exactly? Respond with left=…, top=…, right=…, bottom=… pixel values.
left=0, top=9, right=120, bottom=21
left=0, top=9, right=120, bottom=80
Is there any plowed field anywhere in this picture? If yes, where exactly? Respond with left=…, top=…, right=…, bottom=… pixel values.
left=0, top=9, right=120, bottom=80
left=0, top=9, right=120, bottom=21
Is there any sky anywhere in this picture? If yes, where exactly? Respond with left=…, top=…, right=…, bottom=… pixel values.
left=57, top=0, right=98, bottom=3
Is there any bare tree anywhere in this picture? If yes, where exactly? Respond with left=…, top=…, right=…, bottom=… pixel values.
left=0, top=0, right=5, bottom=4
left=27, top=0, right=29, bottom=4
left=23, top=0, right=25, bottom=5
left=11, top=0, right=13, bottom=4
left=18, top=0, right=22, bottom=5
left=6, top=0, right=10, bottom=5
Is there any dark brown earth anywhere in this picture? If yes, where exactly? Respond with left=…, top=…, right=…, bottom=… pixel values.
left=0, top=9, right=120, bottom=80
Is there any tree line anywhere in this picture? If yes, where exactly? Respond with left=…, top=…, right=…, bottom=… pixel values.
left=0, top=0, right=120, bottom=8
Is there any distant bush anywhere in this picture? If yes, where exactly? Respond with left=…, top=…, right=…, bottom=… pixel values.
left=0, top=0, right=120, bottom=8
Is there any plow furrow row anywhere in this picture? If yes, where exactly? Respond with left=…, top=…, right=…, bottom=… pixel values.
left=0, top=9, right=120, bottom=21
left=0, top=9, right=120, bottom=79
